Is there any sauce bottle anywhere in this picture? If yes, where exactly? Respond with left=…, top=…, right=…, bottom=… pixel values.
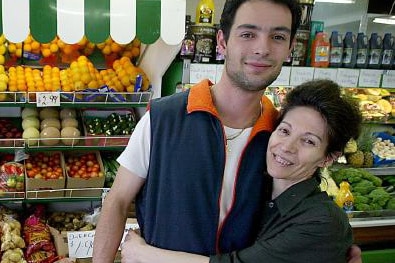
left=311, top=31, right=330, bottom=68
left=368, top=33, right=383, bottom=69
left=329, top=31, right=343, bottom=68
left=381, top=33, right=394, bottom=69
left=356, top=33, right=369, bottom=69
left=342, top=32, right=357, bottom=68
left=196, top=0, right=215, bottom=26
left=335, top=181, right=354, bottom=219
left=179, top=15, right=195, bottom=61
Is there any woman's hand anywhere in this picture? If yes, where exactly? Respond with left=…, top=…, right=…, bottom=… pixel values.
left=121, top=230, right=146, bottom=263
left=347, top=245, right=362, bottom=263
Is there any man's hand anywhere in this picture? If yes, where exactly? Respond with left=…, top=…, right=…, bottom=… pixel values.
left=121, top=230, right=146, bottom=263
left=347, top=245, right=362, bottom=263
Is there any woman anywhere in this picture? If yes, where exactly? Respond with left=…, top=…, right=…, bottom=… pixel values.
left=121, top=79, right=362, bottom=263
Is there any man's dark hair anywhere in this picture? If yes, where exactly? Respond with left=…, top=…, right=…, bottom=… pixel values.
left=220, top=0, right=302, bottom=46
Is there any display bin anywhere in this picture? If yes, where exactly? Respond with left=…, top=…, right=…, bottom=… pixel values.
left=81, top=109, right=135, bottom=147
left=64, top=151, right=105, bottom=197
left=25, top=152, right=66, bottom=198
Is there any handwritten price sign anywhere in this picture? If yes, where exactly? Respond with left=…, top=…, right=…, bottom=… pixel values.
left=36, top=92, right=60, bottom=107
left=66, top=219, right=139, bottom=258
left=67, top=231, right=95, bottom=258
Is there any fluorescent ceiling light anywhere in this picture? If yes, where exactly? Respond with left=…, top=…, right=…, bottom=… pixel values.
left=373, top=16, right=395, bottom=25
left=372, top=0, right=395, bottom=25
left=315, top=0, right=355, bottom=3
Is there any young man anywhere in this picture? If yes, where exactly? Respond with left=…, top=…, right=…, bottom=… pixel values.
left=93, top=1, right=361, bottom=262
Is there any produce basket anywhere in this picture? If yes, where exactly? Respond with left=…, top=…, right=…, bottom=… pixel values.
left=82, top=109, right=136, bottom=147
left=25, top=152, right=66, bottom=198
left=64, top=151, right=105, bottom=197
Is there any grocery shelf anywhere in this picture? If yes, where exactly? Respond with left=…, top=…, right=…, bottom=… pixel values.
left=24, top=188, right=108, bottom=203
left=0, top=135, right=131, bottom=152
left=0, top=191, right=25, bottom=202
left=0, top=91, right=152, bottom=108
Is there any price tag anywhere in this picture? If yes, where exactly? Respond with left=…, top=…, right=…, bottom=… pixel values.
left=67, top=231, right=95, bottom=258
left=270, top=66, right=291, bottom=86
left=358, top=69, right=383, bottom=87
left=290, top=67, right=314, bottom=86
left=36, top=92, right=60, bottom=107
left=313, top=68, right=338, bottom=82
left=189, top=63, right=217, bottom=84
left=336, top=69, right=360, bottom=87
left=382, top=70, right=395, bottom=88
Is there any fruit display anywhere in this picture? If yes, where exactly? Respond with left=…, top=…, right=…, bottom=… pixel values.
left=0, top=35, right=7, bottom=65
left=0, top=162, right=25, bottom=192
left=96, top=37, right=141, bottom=63
left=0, top=118, right=23, bottom=146
left=65, top=152, right=103, bottom=179
left=47, top=211, right=94, bottom=232
left=349, top=88, right=393, bottom=121
left=25, top=152, right=63, bottom=180
left=21, top=107, right=81, bottom=147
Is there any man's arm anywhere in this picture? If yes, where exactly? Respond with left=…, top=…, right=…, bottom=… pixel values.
left=93, top=166, right=145, bottom=263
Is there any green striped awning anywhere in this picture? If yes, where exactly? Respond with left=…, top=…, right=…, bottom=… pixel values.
left=0, top=0, right=185, bottom=45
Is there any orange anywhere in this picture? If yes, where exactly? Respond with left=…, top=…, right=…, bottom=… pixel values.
left=131, top=47, right=140, bottom=58
left=110, top=42, right=122, bottom=53
left=102, top=45, right=112, bottom=55
left=41, top=48, right=52, bottom=58
left=8, top=44, right=16, bottom=54
left=31, top=41, right=40, bottom=50
left=15, top=49, right=22, bottom=58
left=50, top=43, right=59, bottom=53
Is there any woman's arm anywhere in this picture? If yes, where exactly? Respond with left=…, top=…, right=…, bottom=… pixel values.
left=120, top=230, right=209, bottom=263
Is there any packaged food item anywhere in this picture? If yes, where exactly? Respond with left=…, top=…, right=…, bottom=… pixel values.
left=329, top=31, right=343, bottom=68
left=342, top=32, right=357, bottom=68
left=381, top=33, right=394, bottom=69
left=335, top=181, right=354, bottom=218
left=310, top=31, right=330, bottom=68
left=368, top=32, right=383, bottom=69
left=195, top=0, right=215, bottom=26
left=356, top=32, right=369, bottom=69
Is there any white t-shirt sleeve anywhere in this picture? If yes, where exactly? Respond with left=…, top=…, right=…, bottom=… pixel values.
left=117, top=111, right=151, bottom=179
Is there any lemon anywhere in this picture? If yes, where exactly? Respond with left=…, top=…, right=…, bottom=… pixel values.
left=0, top=81, right=7, bottom=92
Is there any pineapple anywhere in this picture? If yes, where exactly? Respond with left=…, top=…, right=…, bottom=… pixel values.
left=357, top=125, right=376, bottom=168
left=346, top=150, right=364, bottom=168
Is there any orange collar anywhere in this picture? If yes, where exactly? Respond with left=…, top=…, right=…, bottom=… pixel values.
left=186, top=80, right=278, bottom=138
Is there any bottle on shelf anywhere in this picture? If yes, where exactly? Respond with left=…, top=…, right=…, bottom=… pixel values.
left=335, top=181, right=354, bottom=219
left=329, top=30, right=343, bottom=68
left=356, top=32, right=369, bottom=69
left=381, top=33, right=394, bottom=70
left=196, top=0, right=215, bottom=26
left=310, top=31, right=330, bottom=68
left=179, top=15, right=196, bottom=61
left=342, top=32, right=357, bottom=68
left=367, top=32, right=383, bottom=69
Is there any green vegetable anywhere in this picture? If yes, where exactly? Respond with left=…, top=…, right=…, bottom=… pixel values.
left=368, top=188, right=391, bottom=207
left=352, top=180, right=375, bottom=195
left=385, top=198, right=395, bottom=210
left=354, top=195, right=370, bottom=204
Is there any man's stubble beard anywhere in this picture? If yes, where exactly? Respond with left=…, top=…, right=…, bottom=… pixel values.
left=225, top=62, right=282, bottom=92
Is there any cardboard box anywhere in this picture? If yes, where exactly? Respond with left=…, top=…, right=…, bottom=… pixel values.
left=25, top=152, right=65, bottom=198
left=81, top=109, right=134, bottom=147
left=64, top=151, right=105, bottom=197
